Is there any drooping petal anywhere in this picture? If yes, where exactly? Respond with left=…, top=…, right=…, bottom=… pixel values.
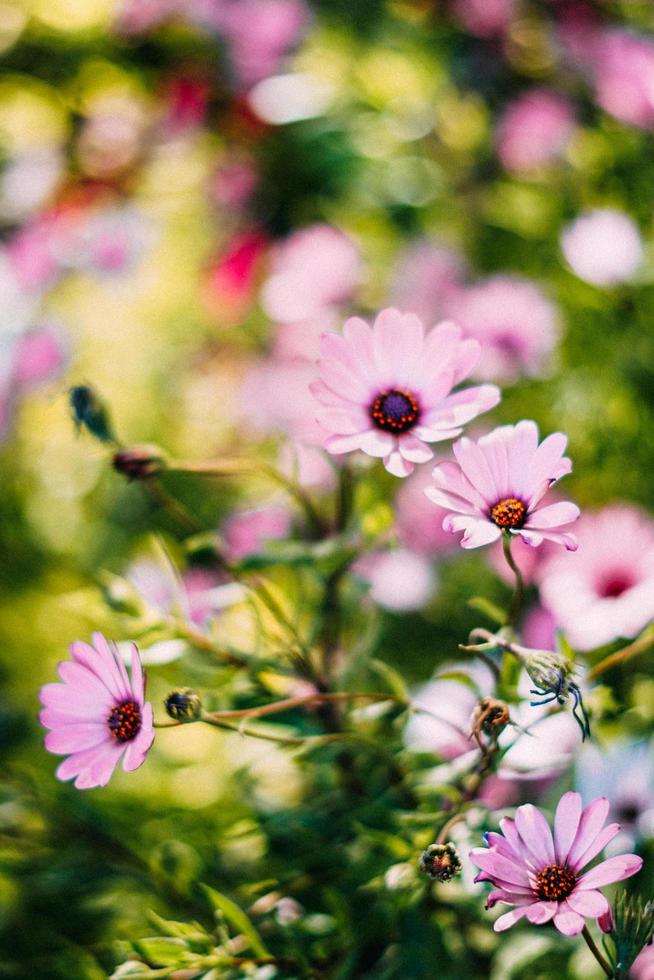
left=469, top=849, right=532, bottom=888
left=553, top=900, right=585, bottom=936
left=494, top=906, right=532, bottom=932
left=383, top=450, right=414, bottom=478
left=567, top=889, right=610, bottom=919
left=398, top=433, right=433, bottom=464
left=525, top=901, right=558, bottom=925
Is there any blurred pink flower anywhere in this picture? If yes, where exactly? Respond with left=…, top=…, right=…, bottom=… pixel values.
left=471, top=792, right=642, bottom=935
left=521, top=604, right=557, bottom=651
left=7, top=220, right=61, bottom=292
left=204, top=228, right=268, bottom=320
left=539, top=505, right=654, bottom=651
left=222, top=505, right=292, bottom=560
left=160, top=76, right=210, bottom=136
left=451, top=0, right=516, bottom=37
left=560, top=209, right=644, bottom=287
left=273, top=312, right=339, bottom=363
left=425, top=420, right=579, bottom=550
left=497, top=89, right=576, bottom=172
left=390, top=241, right=466, bottom=327
left=444, top=275, right=560, bottom=383
left=405, top=664, right=578, bottom=780
left=395, top=465, right=459, bottom=556
left=261, top=224, right=361, bottom=323
left=632, top=944, right=654, bottom=980
left=214, top=0, right=310, bottom=90
left=212, top=158, right=259, bottom=210
left=356, top=548, right=435, bottom=612
left=1, top=325, right=68, bottom=441
left=127, top=559, right=244, bottom=627
left=39, top=633, right=155, bottom=790
left=593, top=29, right=654, bottom=129
left=312, top=310, right=500, bottom=477
left=576, top=740, right=654, bottom=853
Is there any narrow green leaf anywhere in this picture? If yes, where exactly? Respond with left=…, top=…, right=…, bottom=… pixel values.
left=467, top=596, right=507, bottom=626
left=200, top=884, right=270, bottom=958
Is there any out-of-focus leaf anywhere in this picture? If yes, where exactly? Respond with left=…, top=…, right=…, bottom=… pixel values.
left=369, top=658, right=411, bottom=702
left=200, top=884, right=271, bottom=958
left=134, top=936, right=190, bottom=966
left=467, top=597, right=506, bottom=626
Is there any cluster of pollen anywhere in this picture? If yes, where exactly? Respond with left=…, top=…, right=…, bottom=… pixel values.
left=370, top=388, right=419, bottom=434
left=535, top=864, right=577, bottom=902
left=108, top=700, right=142, bottom=742
left=490, top=497, right=527, bottom=529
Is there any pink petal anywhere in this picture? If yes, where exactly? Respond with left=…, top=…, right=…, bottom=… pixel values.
left=553, top=900, right=585, bottom=936
left=469, top=849, right=532, bottom=888
left=129, top=645, right=145, bottom=705
left=343, top=316, right=375, bottom=367
left=426, top=384, right=501, bottom=428
left=319, top=332, right=371, bottom=401
left=452, top=437, right=499, bottom=505
left=567, top=797, right=610, bottom=870
left=524, top=501, right=580, bottom=530
left=486, top=889, right=532, bottom=908
left=574, top=823, right=621, bottom=870
left=45, top=723, right=108, bottom=754
left=458, top=518, right=502, bottom=548
left=494, top=906, right=532, bottom=932
left=598, top=908, right=614, bottom=934
left=56, top=741, right=123, bottom=789
left=576, top=854, right=643, bottom=890
left=372, top=308, right=424, bottom=382
left=310, top=379, right=351, bottom=407
left=554, top=791, right=583, bottom=865
left=317, top=406, right=369, bottom=435
left=56, top=661, right=115, bottom=702
left=517, top=528, right=578, bottom=551
left=514, top=803, right=555, bottom=867
left=567, top=889, right=610, bottom=919
left=358, top=429, right=395, bottom=457
left=324, top=432, right=369, bottom=455
left=525, top=901, right=557, bottom=924
left=524, top=431, right=570, bottom=499
left=398, top=433, right=433, bottom=464
left=383, top=450, right=414, bottom=478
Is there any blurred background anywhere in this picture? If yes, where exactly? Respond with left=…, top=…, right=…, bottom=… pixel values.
left=3, top=0, right=654, bottom=977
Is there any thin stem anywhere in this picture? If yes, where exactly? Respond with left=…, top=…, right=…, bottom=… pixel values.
left=202, top=716, right=349, bottom=746
left=502, top=533, right=524, bottom=630
left=581, top=925, right=613, bottom=978
left=169, top=457, right=325, bottom=537
left=203, top=691, right=401, bottom=722
left=436, top=812, right=467, bottom=844
left=588, top=630, right=654, bottom=680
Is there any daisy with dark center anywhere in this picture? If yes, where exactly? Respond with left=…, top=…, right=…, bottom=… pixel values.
left=39, top=632, right=154, bottom=789
left=425, top=420, right=580, bottom=550
left=311, top=308, right=500, bottom=477
left=471, top=792, right=643, bottom=936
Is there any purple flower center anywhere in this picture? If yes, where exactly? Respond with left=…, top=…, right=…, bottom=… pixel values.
left=490, top=497, right=527, bottom=529
left=108, top=700, right=142, bottom=742
left=535, top=864, right=577, bottom=901
left=370, top=388, right=420, bottom=434
left=597, top=572, right=634, bottom=599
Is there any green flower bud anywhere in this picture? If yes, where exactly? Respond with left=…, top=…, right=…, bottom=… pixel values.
left=419, top=842, right=462, bottom=882
left=165, top=689, right=202, bottom=722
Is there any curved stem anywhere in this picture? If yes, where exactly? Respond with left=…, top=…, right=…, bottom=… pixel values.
left=436, top=811, right=467, bottom=844
left=581, top=925, right=613, bottom=978
left=588, top=629, right=654, bottom=680
left=502, top=534, right=524, bottom=630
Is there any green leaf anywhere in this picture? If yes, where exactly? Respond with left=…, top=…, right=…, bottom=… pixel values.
left=467, top=596, right=507, bottom=626
left=147, top=911, right=209, bottom=943
left=435, top=671, right=483, bottom=696
left=369, top=658, right=410, bottom=703
left=134, top=937, right=189, bottom=967
left=200, top=884, right=271, bottom=958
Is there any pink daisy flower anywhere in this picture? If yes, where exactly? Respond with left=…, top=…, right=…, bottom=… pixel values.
left=471, top=792, right=643, bottom=935
left=311, top=309, right=500, bottom=478
left=425, top=420, right=580, bottom=549
left=39, top=633, right=155, bottom=790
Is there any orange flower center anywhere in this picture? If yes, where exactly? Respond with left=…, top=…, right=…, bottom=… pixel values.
left=108, top=700, right=142, bottom=742
left=535, top=864, right=577, bottom=901
left=370, top=389, right=420, bottom=434
left=490, top=497, right=526, bottom=529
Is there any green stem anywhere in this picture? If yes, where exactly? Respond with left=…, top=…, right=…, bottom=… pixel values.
left=588, top=629, right=654, bottom=680
left=582, top=925, right=614, bottom=978
left=203, top=691, right=401, bottom=722
left=502, top=533, right=524, bottom=630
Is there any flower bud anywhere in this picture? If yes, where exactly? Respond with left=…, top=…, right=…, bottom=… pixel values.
left=470, top=697, right=510, bottom=747
left=419, top=842, right=462, bottom=882
left=165, top=688, right=202, bottom=722
left=606, top=892, right=654, bottom=976
left=69, top=385, right=116, bottom=443
left=113, top=446, right=166, bottom=480
left=508, top=641, right=591, bottom=740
